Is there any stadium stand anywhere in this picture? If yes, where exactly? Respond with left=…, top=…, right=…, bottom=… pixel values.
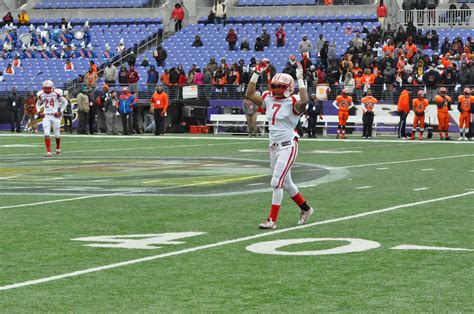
left=34, top=0, right=152, bottom=9
left=0, top=18, right=162, bottom=92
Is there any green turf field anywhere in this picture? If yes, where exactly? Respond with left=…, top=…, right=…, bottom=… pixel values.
left=0, top=134, right=473, bottom=312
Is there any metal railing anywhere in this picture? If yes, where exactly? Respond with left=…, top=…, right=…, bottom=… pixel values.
left=398, top=9, right=473, bottom=28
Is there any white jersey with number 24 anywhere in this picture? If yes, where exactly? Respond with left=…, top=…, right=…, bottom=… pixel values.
left=262, top=91, right=302, bottom=143
left=36, top=89, right=67, bottom=115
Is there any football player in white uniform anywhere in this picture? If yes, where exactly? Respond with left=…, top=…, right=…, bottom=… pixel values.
left=245, top=59, right=314, bottom=229
left=36, top=80, right=68, bottom=157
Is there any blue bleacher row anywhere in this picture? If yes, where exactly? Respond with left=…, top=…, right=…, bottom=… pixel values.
left=35, top=0, right=151, bottom=9
left=21, top=17, right=162, bottom=26
left=197, top=14, right=378, bottom=24
left=239, top=0, right=316, bottom=5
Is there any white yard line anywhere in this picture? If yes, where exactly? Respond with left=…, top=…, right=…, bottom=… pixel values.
left=355, top=186, right=373, bottom=190
left=341, top=154, right=474, bottom=169
left=413, top=187, right=429, bottom=191
left=421, top=168, right=435, bottom=171
left=376, top=167, right=390, bottom=170
left=0, top=191, right=472, bottom=291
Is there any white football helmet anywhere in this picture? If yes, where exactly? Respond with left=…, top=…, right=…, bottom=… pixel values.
left=270, top=73, right=294, bottom=99
left=42, top=80, right=54, bottom=94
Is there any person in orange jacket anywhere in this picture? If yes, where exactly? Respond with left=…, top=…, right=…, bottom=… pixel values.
left=411, top=90, right=429, bottom=140
left=457, top=88, right=473, bottom=141
left=434, top=87, right=452, bottom=140
left=397, top=88, right=410, bottom=139
left=150, top=85, right=169, bottom=136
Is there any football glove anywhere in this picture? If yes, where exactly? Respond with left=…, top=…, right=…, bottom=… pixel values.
left=53, top=112, right=61, bottom=118
left=255, top=58, right=270, bottom=74
left=37, top=112, right=45, bottom=119
left=296, top=62, right=304, bottom=80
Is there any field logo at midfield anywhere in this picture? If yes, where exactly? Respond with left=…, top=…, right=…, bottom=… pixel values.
left=72, top=232, right=206, bottom=250
left=246, top=238, right=381, bottom=256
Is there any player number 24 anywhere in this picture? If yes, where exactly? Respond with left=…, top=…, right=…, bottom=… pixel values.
left=43, top=98, right=55, bottom=109
left=271, top=104, right=281, bottom=125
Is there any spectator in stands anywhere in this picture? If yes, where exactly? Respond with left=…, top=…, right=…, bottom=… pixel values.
left=207, top=10, right=215, bottom=25
left=377, top=1, right=388, bottom=27
left=254, top=36, right=264, bottom=52
left=4, top=63, right=14, bottom=75
left=402, top=0, right=415, bottom=25
left=351, top=33, right=364, bottom=52
left=118, top=65, right=129, bottom=86
left=426, top=0, right=438, bottom=26
left=440, top=37, right=451, bottom=55
left=459, top=63, right=471, bottom=90
left=448, top=3, right=458, bottom=26
left=260, top=28, right=270, bottom=47
left=127, top=65, right=140, bottom=94
left=226, top=63, right=240, bottom=97
left=60, top=18, right=68, bottom=29
left=343, top=72, right=355, bottom=96
left=7, top=87, right=22, bottom=133
left=160, top=69, right=171, bottom=91
left=207, top=57, right=218, bottom=73
left=187, top=64, right=197, bottom=85
left=104, top=43, right=115, bottom=59
left=213, top=68, right=227, bottom=96
left=12, top=55, right=20, bottom=68
left=116, top=38, right=126, bottom=55
left=328, top=43, right=337, bottom=64
left=428, top=30, right=439, bottom=50
left=202, top=67, right=213, bottom=99
left=2, top=12, right=13, bottom=27
left=150, top=85, right=169, bottom=136
left=77, top=86, right=90, bottom=134
left=147, top=65, right=159, bottom=91
left=275, top=27, right=285, bottom=47
left=85, top=67, right=98, bottom=89
left=320, top=41, right=329, bottom=68
left=171, top=3, right=185, bottom=32
left=423, top=63, right=440, bottom=101
left=64, top=59, right=74, bottom=72
left=316, top=34, right=325, bottom=57
left=18, top=10, right=29, bottom=26
left=212, top=0, right=226, bottom=24
left=405, top=21, right=416, bottom=39
left=192, top=35, right=204, bottom=47
left=104, top=62, right=117, bottom=86
left=90, top=60, right=97, bottom=73
left=415, top=0, right=426, bottom=26
left=226, top=28, right=238, bottom=51
left=283, top=55, right=297, bottom=80
left=126, top=51, right=136, bottom=67
left=153, top=45, right=167, bottom=67
left=105, top=90, right=119, bottom=135
left=299, top=35, right=312, bottom=56
left=240, top=38, right=250, bottom=51
left=460, top=3, right=471, bottom=25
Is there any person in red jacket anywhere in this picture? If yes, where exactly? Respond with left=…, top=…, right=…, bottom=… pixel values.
left=377, top=0, right=387, bottom=26
left=171, top=3, right=185, bottom=32
left=127, top=65, right=140, bottom=94
left=275, top=27, right=286, bottom=47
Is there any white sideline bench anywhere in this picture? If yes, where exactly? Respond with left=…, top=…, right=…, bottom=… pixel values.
left=318, top=115, right=402, bottom=137
left=209, top=114, right=268, bottom=135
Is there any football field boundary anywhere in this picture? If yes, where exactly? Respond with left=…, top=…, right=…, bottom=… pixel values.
left=0, top=190, right=472, bottom=292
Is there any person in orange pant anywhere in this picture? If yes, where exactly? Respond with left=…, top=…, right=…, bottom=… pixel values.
left=332, top=88, right=354, bottom=139
left=457, top=88, right=473, bottom=141
left=411, top=90, right=429, bottom=140
left=434, top=87, right=452, bottom=140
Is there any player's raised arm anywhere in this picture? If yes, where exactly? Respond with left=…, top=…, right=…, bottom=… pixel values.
left=244, top=59, right=268, bottom=106
left=293, top=62, right=308, bottom=113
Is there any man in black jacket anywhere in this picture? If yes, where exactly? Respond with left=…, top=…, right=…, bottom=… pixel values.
left=7, top=87, right=23, bottom=133
left=153, top=45, right=167, bottom=67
